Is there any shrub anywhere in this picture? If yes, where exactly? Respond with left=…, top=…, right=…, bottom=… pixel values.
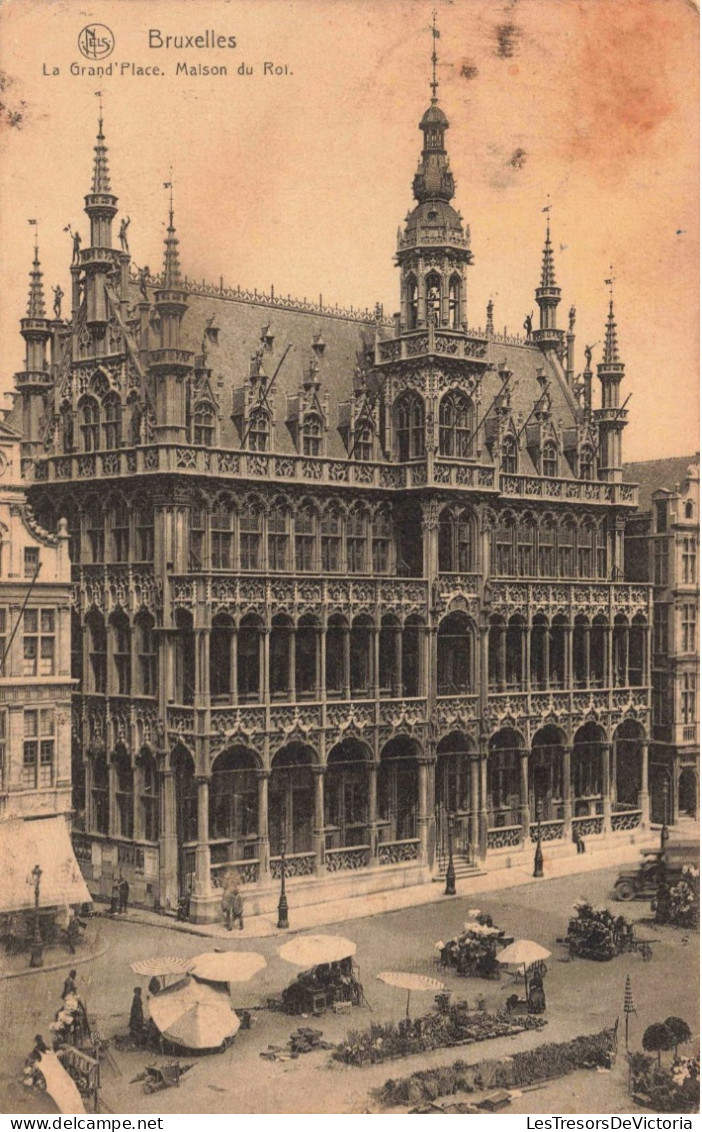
left=642, top=1023, right=675, bottom=1067
left=663, top=1017, right=692, bottom=1058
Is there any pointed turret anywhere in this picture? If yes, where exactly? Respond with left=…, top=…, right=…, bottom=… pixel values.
left=533, top=215, right=564, bottom=352
left=16, top=238, right=52, bottom=452
left=395, top=15, right=472, bottom=332
left=82, top=111, right=120, bottom=327
left=150, top=194, right=193, bottom=442
left=594, top=291, right=627, bottom=481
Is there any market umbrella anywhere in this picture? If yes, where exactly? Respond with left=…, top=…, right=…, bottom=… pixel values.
left=278, top=934, right=357, bottom=967
left=189, top=951, right=267, bottom=984
left=498, top=939, right=551, bottom=998
left=149, top=977, right=240, bottom=1050
left=376, top=971, right=445, bottom=1019
left=130, top=957, right=194, bottom=978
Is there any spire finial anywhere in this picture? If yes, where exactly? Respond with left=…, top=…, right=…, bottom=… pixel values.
left=539, top=200, right=556, bottom=288
left=602, top=269, right=620, bottom=365
left=95, top=89, right=103, bottom=135
left=91, top=91, right=112, bottom=193
left=605, top=265, right=615, bottom=304
left=162, top=172, right=182, bottom=289
left=430, top=10, right=439, bottom=102
left=25, top=220, right=46, bottom=319
left=164, top=167, right=174, bottom=229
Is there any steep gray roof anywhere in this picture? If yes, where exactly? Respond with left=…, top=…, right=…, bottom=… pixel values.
left=624, top=456, right=699, bottom=512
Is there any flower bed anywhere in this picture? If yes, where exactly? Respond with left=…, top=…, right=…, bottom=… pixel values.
left=333, top=1006, right=547, bottom=1067
left=378, top=1029, right=616, bottom=1107
left=652, top=866, right=699, bottom=929
left=630, top=1052, right=699, bottom=1113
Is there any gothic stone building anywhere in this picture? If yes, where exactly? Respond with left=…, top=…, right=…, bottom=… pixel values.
left=11, top=82, right=652, bottom=921
left=625, top=457, right=699, bottom=827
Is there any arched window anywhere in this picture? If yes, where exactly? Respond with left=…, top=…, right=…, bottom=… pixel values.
left=395, top=392, right=425, bottom=460
left=129, top=401, right=142, bottom=446
left=577, top=520, right=595, bottom=578
left=685, top=500, right=695, bottom=520
left=438, top=508, right=473, bottom=573
left=91, top=752, right=109, bottom=835
left=437, top=612, right=473, bottom=695
left=326, top=614, right=347, bottom=697
left=110, top=610, right=131, bottom=695
left=240, top=501, right=262, bottom=570
left=139, top=750, right=159, bottom=842
left=193, top=401, right=215, bottom=446
left=580, top=445, right=594, bottom=481
left=102, top=394, right=122, bottom=449
left=238, top=614, right=262, bottom=702
left=211, top=497, right=234, bottom=570
left=113, top=747, right=134, bottom=839
left=248, top=408, right=270, bottom=452
left=294, top=504, right=316, bottom=573
left=406, top=274, right=418, bottom=330
left=302, top=413, right=323, bottom=457
left=558, top=517, right=577, bottom=578
left=190, top=503, right=206, bottom=570
left=439, top=391, right=473, bottom=457
left=501, top=435, right=517, bottom=474
left=270, top=614, right=293, bottom=698
left=448, top=275, right=461, bottom=330
left=296, top=614, right=319, bottom=698
left=595, top=523, right=607, bottom=578
left=402, top=615, right=423, bottom=697
left=321, top=506, right=342, bottom=572
left=210, top=613, right=233, bottom=700
left=110, top=498, right=130, bottom=563
left=134, top=499, right=154, bottom=562
left=542, top=441, right=558, bottom=478
left=539, top=516, right=557, bottom=577
left=347, top=506, right=368, bottom=573
left=493, top=514, right=515, bottom=575
left=517, top=515, right=536, bottom=577
left=350, top=615, right=373, bottom=696
left=353, top=419, right=374, bottom=461
left=86, top=610, right=106, bottom=693
left=135, top=612, right=157, bottom=696
left=426, top=271, right=441, bottom=324
left=372, top=508, right=393, bottom=574
left=80, top=397, right=100, bottom=452
left=61, top=406, right=75, bottom=453
left=267, top=499, right=289, bottom=571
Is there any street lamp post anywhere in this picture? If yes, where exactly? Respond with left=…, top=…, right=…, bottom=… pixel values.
left=660, top=778, right=670, bottom=852
left=533, top=800, right=544, bottom=878
left=29, top=864, right=43, bottom=968
left=444, top=810, right=456, bottom=896
left=277, top=830, right=289, bottom=930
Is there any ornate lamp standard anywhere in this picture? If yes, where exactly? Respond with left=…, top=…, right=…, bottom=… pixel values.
left=444, top=810, right=456, bottom=896
left=277, top=826, right=289, bottom=930
left=660, top=778, right=670, bottom=851
left=533, top=800, right=544, bottom=878
left=28, top=864, right=43, bottom=968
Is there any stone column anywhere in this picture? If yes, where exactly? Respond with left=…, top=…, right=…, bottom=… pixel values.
left=562, top=745, right=573, bottom=835
left=525, top=621, right=532, bottom=692
left=257, top=770, right=270, bottom=883
left=159, top=768, right=179, bottom=911
left=499, top=623, right=507, bottom=690
left=368, top=761, right=379, bottom=863
left=230, top=630, right=238, bottom=705
left=194, top=775, right=211, bottom=897
left=478, top=736, right=489, bottom=859
left=469, top=756, right=480, bottom=859
left=108, top=755, right=118, bottom=838
left=417, top=758, right=430, bottom=863
left=601, top=742, right=612, bottom=832
left=519, top=747, right=531, bottom=841
left=639, top=738, right=650, bottom=827
left=319, top=621, right=327, bottom=701
left=313, top=766, right=326, bottom=876
left=288, top=628, right=296, bottom=701
left=262, top=627, right=270, bottom=702
left=343, top=626, right=351, bottom=700
left=372, top=622, right=381, bottom=700
left=392, top=625, right=403, bottom=698
left=564, top=623, right=573, bottom=689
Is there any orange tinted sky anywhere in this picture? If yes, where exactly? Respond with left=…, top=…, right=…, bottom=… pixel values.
left=0, top=0, right=698, bottom=462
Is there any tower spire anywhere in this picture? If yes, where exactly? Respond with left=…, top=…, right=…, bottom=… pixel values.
left=540, top=215, right=556, bottom=288
left=26, top=230, right=46, bottom=319
left=430, top=9, right=439, bottom=102
left=595, top=273, right=626, bottom=481
left=162, top=176, right=182, bottom=289
left=91, top=97, right=111, bottom=194
left=603, top=268, right=618, bottom=363
left=533, top=204, right=563, bottom=351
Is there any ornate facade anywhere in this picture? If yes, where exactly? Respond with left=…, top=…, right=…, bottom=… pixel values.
left=12, top=69, right=652, bottom=920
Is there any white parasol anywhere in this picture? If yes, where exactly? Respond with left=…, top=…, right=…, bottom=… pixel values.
left=149, top=977, right=240, bottom=1050
left=376, top=970, right=445, bottom=1018
left=278, top=934, right=357, bottom=968
left=189, top=951, right=267, bottom=984
left=498, top=939, right=551, bottom=997
left=130, top=956, right=194, bottom=978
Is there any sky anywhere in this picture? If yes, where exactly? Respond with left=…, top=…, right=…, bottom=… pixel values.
left=0, top=0, right=698, bottom=462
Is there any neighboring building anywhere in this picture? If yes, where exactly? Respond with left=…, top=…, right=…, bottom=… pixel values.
left=0, top=378, right=89, bottom=919
left=12, top=61, right=652, bottom=921
left=625, top=456, right=700, bottom=826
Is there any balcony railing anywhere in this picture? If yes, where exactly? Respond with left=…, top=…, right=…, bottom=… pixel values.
left=377, top=838, right=420, bottom=865
left=325, top=845, right=371, bottom=872
left=529, top=819, right=564, bottom=843
left=270, top=852, right=315, bottom=880
left=487, top=825, right=522, bottom=850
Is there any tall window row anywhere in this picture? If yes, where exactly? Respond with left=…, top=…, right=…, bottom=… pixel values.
left=78, top=610, right=158, bottom=697
left=491, top=513, right=609, bottom=579
left=86, top=745, right=159, bottom=841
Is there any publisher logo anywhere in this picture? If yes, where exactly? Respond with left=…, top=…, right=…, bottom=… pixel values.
left=78, top=24, right=115, bottom=60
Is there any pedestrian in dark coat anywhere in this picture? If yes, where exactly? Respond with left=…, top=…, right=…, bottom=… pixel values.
left=129, top=987, right=145, bottom=1040
left=109, top=877, right=120, bottom=914
left=119, top=875, right=130, bottom=914
left=61, top=969, right=78, bottom=999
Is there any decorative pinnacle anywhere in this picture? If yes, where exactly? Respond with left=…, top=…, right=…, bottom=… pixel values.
left=540, top=212, right=556, bottom=288
left=162, top=177, right=182, bottom=289
left=430, top=9, right=439, bottom=102
left=91, top=94, right=111, bottom=194
left=26, top=235, right=46, bottom=319
left=602, top=298, right=620, bottom=365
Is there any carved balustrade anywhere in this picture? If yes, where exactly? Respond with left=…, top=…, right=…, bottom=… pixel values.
left=486, top=825, right=522, bottom=850
left=500, top=473, right=638, bottom=508
left=211, top=859, right=260, bottom=887
left=173, top=574, right=429, bottom=618
left=72, top=564, right=161, bottom=617
left=610, top=809, right=642, bottom=832
left=270, top=852, right=315, bottom=880
left=487, top=581, right=651, bottom=621
left=529, top=820, right=564, bottom=843
left=571, top=814, right=604, bottom=837
left=324, top=845, right=371, bottom=872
